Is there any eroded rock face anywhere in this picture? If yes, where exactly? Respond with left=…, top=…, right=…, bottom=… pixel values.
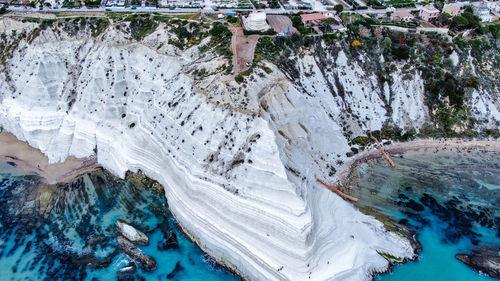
left=117, top=236, right=157, bottom=272
left=115, top=220, right=149, bottom=246
left=456, top=249, right=500, bottom=279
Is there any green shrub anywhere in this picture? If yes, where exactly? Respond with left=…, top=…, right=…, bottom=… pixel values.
left=129, top=16, right=159, bottom=40
left=210, top=22, right=230, bottom=37
left=463, top=76, right=478, bottom=88
left=227, top=16, right=238, bottom=23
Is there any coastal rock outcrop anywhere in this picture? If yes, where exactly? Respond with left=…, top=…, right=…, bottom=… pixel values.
left=117, top=236, right=157, bottom=272
left=115, top=220, right=149, bottom=246
left=456, top=249, right=500, bottom=279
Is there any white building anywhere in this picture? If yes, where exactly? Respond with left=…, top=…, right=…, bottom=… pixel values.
left=419, top=5, right=440, bottom=21
left=475, top=5, right=495, bottom=22
left=484, top=0, right=500, bottom=12
left=244, top=12, right=270, bottom=31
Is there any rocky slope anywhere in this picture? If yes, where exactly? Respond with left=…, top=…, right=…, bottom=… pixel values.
left=0, top=16, right=498, bottom=280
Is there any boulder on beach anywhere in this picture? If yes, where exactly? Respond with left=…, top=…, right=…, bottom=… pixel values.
left=115, top=220, right=149, bottom=245
left=117, top=236, right=157, bottom=272
left=456, top=248, right=500, bottom=279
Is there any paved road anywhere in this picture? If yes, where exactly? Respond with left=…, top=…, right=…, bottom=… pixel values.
left=5, top=5, right=421, bottom=15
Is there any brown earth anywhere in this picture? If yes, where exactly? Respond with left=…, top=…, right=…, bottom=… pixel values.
left=266, top=15, right=298, bottom=34
left=230, top=26, right=260, bottom=74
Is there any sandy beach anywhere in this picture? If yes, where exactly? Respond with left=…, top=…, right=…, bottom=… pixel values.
left=2, top=131, right=499, bottom=187
left=336, top=138, right=500, bottom=189
left=0, top=132, right=100, bottom=184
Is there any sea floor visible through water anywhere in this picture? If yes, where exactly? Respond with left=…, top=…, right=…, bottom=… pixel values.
left=0, top=161, right=240, bottom=281
left=346, top=150, right=500, bottom=281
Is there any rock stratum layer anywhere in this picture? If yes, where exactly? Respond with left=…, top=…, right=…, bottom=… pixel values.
left=0, top=17, right=498, bottom=281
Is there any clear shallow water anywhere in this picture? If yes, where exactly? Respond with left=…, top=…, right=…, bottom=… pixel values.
left=347, top=150, right=500, bottom=281
left=0, top=162, right=240, bottom=281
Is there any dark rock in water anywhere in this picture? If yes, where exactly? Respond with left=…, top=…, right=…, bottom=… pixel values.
left=398, top=218, right=409, bottom=225
left=117, top=263, right=137, bottom=278
left=397, top=196, right=424, bottom=212
left=72, top=253, right=115, bottom=269
left=158, top=231, right=178, bottom=251
left=118, top=275, right=145, bottom=281
left=398, top=193, right=409, bottom=200
left=420, top=193, right=448, bottom=219
left=117, top=236, right=157, bottom=272
left=405, top=199, right=424, bottom=212
left=402, top=211, right=429, bottom=227
left=115, top=220, right=149, bottom=246
left=166, top=261, right=184, bottom=279
left=456, top=248, right=500, bottom=279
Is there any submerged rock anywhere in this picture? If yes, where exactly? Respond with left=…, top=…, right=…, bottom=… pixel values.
left=115, top=220, right=149, bottom=246
left=117, top=236, right=157, bottom=272
left=456, top=248, right=500, bottom=279
left=166, top=261, right=184, bottom=279
left=158, top=231, right=179, bottom=251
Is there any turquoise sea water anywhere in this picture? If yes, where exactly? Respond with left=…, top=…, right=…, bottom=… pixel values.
left=0, top=161, right=240, bottom=281
left=1, top=149, right=499, bottom=281
left=347, top=150, right=499, bottom=281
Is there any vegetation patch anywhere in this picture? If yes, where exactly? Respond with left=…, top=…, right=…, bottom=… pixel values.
left=379, top=252, right=404, bottom=262
left=128, top=14, right=159, bottom=40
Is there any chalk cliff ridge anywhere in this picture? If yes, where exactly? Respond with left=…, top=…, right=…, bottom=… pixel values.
left=0, top=17, right=498, bottom=280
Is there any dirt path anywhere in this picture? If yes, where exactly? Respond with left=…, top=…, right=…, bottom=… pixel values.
left=230, top=26, right=260, bottom=74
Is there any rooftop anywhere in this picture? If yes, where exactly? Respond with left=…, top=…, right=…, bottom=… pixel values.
left=301, top=13, right=326, bottom=22
left=421, top=5, right=439, bottom=13
left=391, top=10, right=414, bottom=18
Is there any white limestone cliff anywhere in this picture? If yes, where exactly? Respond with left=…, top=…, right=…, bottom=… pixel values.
left=0, top=17, right=498, bottom=281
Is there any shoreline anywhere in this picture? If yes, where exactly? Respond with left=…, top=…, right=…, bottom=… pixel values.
left=334, top=138, right=500, bottom=279
left=0, top=132, right=101, bottom=184
left=1, top=133, right=500, bottom=280
left=335, top=138, right=500, bottom=280
left=0, top=133, right=245, bottom=280
left=335, top=138, right=500, bottom=191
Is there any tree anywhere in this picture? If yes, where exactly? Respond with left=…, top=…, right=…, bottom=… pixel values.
left=451, top=16, right=469, bottom=29
left=334, top=4, right=344, bottom=13
left=462, top=12, right=480, bottom=28
left=351, top=40, right=362, bottom=48
left=209, top=22, right=230, bottom=37
left=392, top=46, right=409, bottom=60
left=291, top=15, right=302, bottom=27
left=438, top=13, right=451, bottom=26
left=381, top=37, right=392, bottom=50
left=324, top=18, right=339, bottom=25
left=227, top=16, right=238, bottom=23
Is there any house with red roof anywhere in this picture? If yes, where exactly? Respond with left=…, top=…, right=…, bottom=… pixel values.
left=301, top=13, right=326, bottom=26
